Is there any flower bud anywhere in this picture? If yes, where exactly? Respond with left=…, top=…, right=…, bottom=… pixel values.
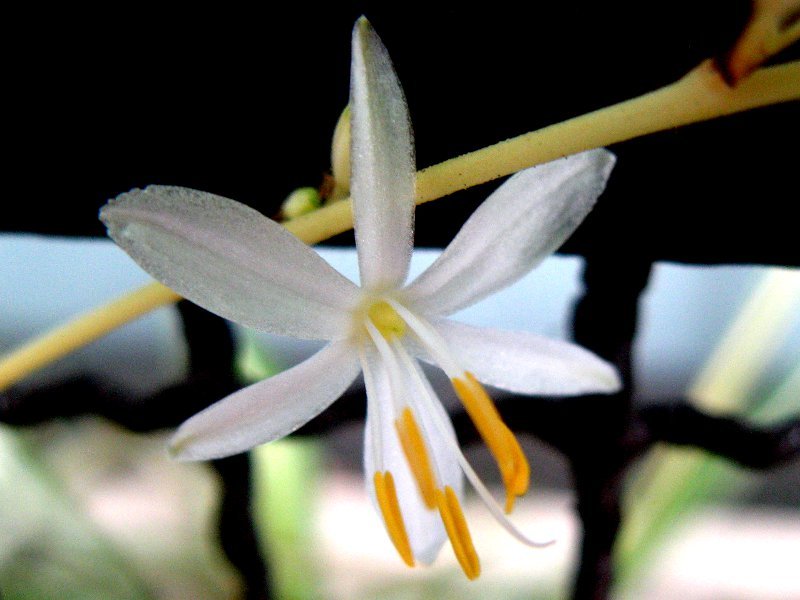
left=280, top=187, right=322, bottom=220
left=329, top=105, right=351, bottom=201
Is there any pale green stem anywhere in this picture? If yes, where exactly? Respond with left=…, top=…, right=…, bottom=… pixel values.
left=285, top=60, right=800, bottom=243
left=0, top=60, right=798, bottom=391
left=0, top=282, right=181, bottom=391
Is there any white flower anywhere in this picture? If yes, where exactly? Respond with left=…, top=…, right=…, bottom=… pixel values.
left=100, top=17, right=619, bottom=579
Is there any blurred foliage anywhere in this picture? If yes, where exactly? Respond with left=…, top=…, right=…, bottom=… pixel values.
left=0, top=420, right=241, bottom=599
left=617, top=360, right=800, bottom=591
left=254, top=441, right=323, bottom=600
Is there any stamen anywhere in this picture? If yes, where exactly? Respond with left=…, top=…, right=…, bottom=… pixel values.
left=367, top=300, right=406, bottom=339
left=359, top=344, right=385, bottom=469
left=394, top=407, right=438, bottom=509
left=436, top=486, right=480, bottom=580
left=364, top=320, right=406, bottom=415
left=452, top=372, right=530, bottom=513
left=373, top=471, right=415, bottom=567
left=393, top=339, right=553, bottom=548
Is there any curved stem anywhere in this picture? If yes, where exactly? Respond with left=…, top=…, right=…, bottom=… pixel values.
left=0, top=282, right=180, bottom=391
left=288, top=60, right=800, bottom=242
left=414, top=60, right=800, bottom=206
left=1, top=60, right=798, bottom=391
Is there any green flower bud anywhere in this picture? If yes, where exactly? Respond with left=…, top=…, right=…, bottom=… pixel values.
left=281, top=187, right=322, bottom=219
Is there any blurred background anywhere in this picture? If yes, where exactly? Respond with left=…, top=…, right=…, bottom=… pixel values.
left=2, top=243, right=799, bottom=599
left=2, top=1, right=798, bottom=598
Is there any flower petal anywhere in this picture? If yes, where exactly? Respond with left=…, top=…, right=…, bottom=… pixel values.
left=362, top=347, right=461, bottom=565
left=171, top=340, right=361, bottom=460
left=101, top=186, right=359, bottom=339
left=433, top=319, right=621, bottom=395
left=350, top=17, right=415, bottom=291
left=405, top=149, right=616, bottom=316
left=400, top=350, right=464, bottom=502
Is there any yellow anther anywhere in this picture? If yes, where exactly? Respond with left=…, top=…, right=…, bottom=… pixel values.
left=374, top=471, right=415, bottom=567
left=367, top=300, right=407, bottom=339
left=436, top=486, right=480, bottom=580
left=395, top=407, right=437, bottom=509
left=452, top=372, right=530, bottom=513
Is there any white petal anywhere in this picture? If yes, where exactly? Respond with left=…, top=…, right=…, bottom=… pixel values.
left=362, top=347, right=459, bottom=565
left=170, top=340, right=361, bottom=460
left=405, top=149, right=616, bottom=315
left=350, top=17, right=415, bottom=291
left=433, top=319, right=621, bottom=395
left=399, top=347, right=464, bottom=501
left=101, top=185, right=359, bottom=340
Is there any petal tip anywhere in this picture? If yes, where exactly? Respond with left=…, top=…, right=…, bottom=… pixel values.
left=168, top=430, right=203, bottom=462
left=98, top=186, right=156, bottom=232
left=606, top=372, right=624, bottom=394
left=572, top=348, right=623, bottom=395
left=591, top=147, right=617, bottom=180
left=594, top=360, right=623, bottom=394
left=355, top=14, right=371, bottom=31
left=574, top=148, right=616, bottom=189
left=98, top=190, right=131, bottom=226
left=168, top=423, right=230, bottom=462
left=353, top=15, right=376, bottom=49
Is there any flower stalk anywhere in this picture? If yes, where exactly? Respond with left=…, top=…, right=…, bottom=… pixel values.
left=0, top=282, right=180, bottom=391
left=0, top=58, right=798, bottom=392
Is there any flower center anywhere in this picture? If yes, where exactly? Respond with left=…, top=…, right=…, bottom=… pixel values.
left=366, top=300, right=406, bottom=339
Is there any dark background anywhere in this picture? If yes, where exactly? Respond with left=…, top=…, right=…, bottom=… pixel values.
left=4, top=1, right=798, bottom=266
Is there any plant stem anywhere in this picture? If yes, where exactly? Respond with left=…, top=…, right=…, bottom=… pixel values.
left=1, top=60, right=798, bottom=391
left=289, top=60, right=800, bottom=243
left=0, top=282, right=181, bottom=391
